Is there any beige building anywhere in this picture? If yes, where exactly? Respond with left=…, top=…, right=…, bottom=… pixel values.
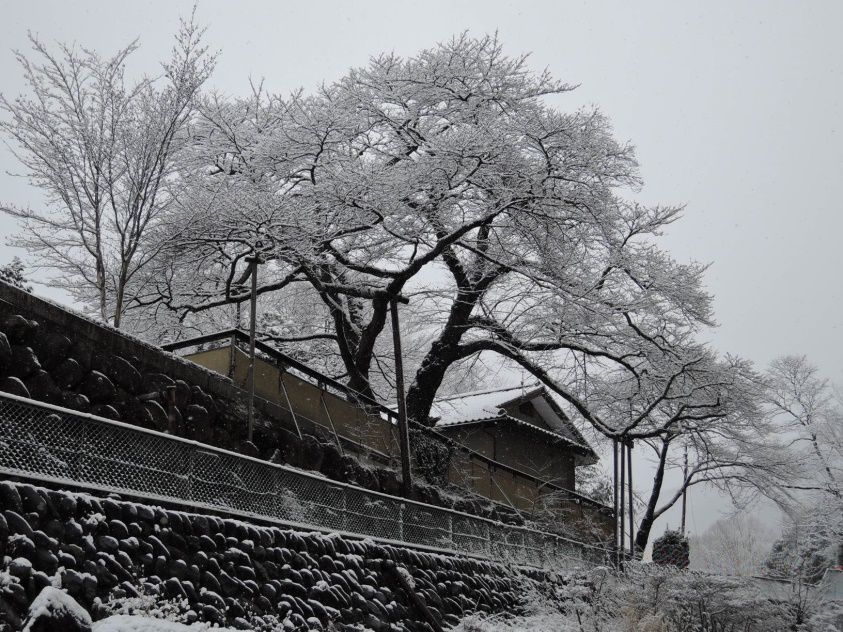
left=431, top=385, right=598, bottom=507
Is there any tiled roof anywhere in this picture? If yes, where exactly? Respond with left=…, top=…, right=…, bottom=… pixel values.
left=431, top=383, right=596, bottom=458
left=430, top=383, right=541, bottom=426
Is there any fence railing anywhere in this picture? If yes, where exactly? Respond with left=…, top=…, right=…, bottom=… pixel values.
left=164, top=329, right=611, bottom=516
left=0, top=391, right=610, bottom=570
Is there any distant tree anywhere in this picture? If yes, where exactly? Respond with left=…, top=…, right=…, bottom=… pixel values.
left=764, top=355, right=841, bottom=498
left=690, top=515, right=777, bottom=576
left=0, top=11, right=215, bottom=328
left=628, top=354, right=799, bottom=554
left=764, top=505, right=841, bottom=584
left=0, top=256, right=32, bottom=292
left=760, top=356, right=843, bottom=585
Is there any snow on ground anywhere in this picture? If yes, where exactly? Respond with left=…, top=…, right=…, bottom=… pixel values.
left=453, top=611, right=579, bottom=632
left=93, top=615, right=238, bottom=631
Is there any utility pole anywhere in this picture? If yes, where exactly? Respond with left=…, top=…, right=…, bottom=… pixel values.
left=627, top=440, right=634, bottom=558
left=612, top=438, right=619, bottom=567
left=680, top=444, right=688, bottom=534
left=619, top=438, right=626, bottom=567
left=390, top=299, right=412, bottom=496
left=245, top=256, right=259, bottom=443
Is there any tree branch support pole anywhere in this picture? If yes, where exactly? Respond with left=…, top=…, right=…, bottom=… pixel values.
left=246, top=257, right=259, bottom=444
left=627, top=439, right=634, bottom=559
left=390, top=299, right=412, bottom=497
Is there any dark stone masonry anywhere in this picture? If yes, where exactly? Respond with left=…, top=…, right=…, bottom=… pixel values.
left=0, top=481, right=552, bottom=630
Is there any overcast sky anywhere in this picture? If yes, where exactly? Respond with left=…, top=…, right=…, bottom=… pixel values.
left=1, top=0, right=841, bottom=539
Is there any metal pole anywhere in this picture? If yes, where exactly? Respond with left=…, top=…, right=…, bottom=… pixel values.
left=619, top=438, right=626, bottom=565
left=390, top=299, right=413, bottom=497
left=227, top=332, right=237, bottom=379
left=627, top=440, right=634, bottom=558
left=246, top=258, right=259, bottom=443
left=279, top=373, right=303, bottom=440
left=319, top=391, right=345, bottom=455
left=681, top=444, right=688, bottom=534
left=612, top=438, right=619, bottom=567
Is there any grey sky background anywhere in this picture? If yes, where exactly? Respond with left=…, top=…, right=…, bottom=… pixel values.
left=1, top=0, right=841, bottom=540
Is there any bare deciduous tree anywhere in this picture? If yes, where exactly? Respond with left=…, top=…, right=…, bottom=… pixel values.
left=765, top=355, right=842, bottom=497
left=0, top=11, right=215, bottom=327
left=690, top=515, right=778, bottom=576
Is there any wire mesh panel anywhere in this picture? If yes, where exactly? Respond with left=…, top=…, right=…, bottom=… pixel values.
left=452, top=513, right=489, bottom=557
left=0, top=406, right=83, bottom=482
left=83, top=423, right=192, bottom=500
left=343, top=486, right=399, bottom=540
left=0, top=392, right=609, bottom=570
left=402, top=503, right=452, bottom=550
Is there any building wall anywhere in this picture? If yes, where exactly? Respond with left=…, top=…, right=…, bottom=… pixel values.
left=187, top=346, right=400, bottom=462
left=442, top=422, right=576, bottom=492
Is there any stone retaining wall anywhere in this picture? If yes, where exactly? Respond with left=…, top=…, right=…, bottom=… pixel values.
left=0, top=480, right=552, bottom=631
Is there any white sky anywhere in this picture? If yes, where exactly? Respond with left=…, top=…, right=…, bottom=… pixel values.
left=1, top=0, right=841, bottom=540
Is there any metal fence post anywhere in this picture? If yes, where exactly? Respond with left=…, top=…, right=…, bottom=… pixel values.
left=77, top=418, right=89, bottom=481
left=448, top=514, right=454, bottom=549
left=398, top=503, right=404, bottom=543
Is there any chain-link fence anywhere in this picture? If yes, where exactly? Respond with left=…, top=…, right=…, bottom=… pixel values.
left=0, top=391, right=609, bottom=570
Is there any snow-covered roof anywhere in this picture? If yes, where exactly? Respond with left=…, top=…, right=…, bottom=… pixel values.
left=430, top=383, right=539, bottom=426
left=432, top=383, right=596, bottom=458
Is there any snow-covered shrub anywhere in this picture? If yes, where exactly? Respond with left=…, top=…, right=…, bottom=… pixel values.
left=98, top=591, right=193, bottom=624
left=410, top=428, right=453, bottom=486
left=652, top=530, right=690, bottom=569
left=454, top=564, right=830, bottom=632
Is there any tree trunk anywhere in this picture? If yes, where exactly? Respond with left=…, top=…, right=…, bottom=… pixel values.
left=634, top=438, right=671, bottom=554
left=96, top=259, right=108, bottom=324
left=346, top=298, right=389, bottom=401
left=405, top=289, right=479, bottom=425
left=113, top=276, right=126, bottom=329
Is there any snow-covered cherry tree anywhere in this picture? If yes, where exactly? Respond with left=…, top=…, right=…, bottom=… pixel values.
left=141, top=36, right=706, bottom=405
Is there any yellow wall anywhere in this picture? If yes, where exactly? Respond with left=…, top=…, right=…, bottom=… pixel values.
left=187, top=346, right=399, bottom=461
